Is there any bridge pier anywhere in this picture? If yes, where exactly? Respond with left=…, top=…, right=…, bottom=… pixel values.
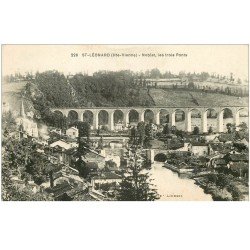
left=218, top=110, right=224, bottom=133
left=93, top=113, right=99, bottom=130
left=109, top=111, right=114, bottom=131
left=155, top=111, right=160, bottom=125
left=139, top=111, right=144, bottom=122
left=201, top=111, right=208, bottom=133
left=170, top=112, right=175, bottom=127
left=186, top=111, right=192, bottom=133
left=124, top=111, right=130, bottom=127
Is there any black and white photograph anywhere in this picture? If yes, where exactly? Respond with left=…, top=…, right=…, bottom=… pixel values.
left=2, top=45, right=248, bottom=201
left=1, top=1, right=250, bottom=250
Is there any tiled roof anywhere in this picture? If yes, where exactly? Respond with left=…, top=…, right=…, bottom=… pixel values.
left=86, top=162, right=98, bottom=169
left=67, top=127, right=78, bottom=131
left=50, top=140, right=72, bottom=150
left=93, top=172, right=122, bottom=180
left=52, top=182, right=72, bottom=197
left=64, top=148, right=78, bottom=155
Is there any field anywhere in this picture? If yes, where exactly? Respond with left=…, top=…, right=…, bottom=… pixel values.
left=149, top=88, right=248, bottom=107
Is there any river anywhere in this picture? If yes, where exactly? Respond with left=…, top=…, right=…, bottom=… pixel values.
left=149, top=162, right=213, bottom=201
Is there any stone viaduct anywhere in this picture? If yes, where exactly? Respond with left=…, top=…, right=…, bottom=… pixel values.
left=51, top=106, right=248, bottom=133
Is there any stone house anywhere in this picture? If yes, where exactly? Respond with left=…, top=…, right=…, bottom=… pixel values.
left=66, top=127, right=79, bottom=139
left=91, top=172, right=122, bottom=189
left=189, top=142, right=209, bottom=156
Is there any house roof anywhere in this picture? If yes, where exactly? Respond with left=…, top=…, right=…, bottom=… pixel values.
left=73, top=191, right=100, bottom=201
left=64, top=147, right=78, bottom=155
left=67, top=127, right=78, bottom=131
left=50, top=140, right=72, bottom=150
left=225, top=153, right=248, bottom=162
left=65, top=137, right=78, bottom=143
left=209, top=143, right=232, bottom=152
left=52, top=181, right=73, bottom=197
left=238, top=138, right=249, bottom=146
left=86, top=162, right=98, bottom=169
left=92, top=172, right=122, bottom=180
left=191, top=142, right=208, bottom=146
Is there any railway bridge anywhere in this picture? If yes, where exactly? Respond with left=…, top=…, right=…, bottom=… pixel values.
left=51, top=105, right=248, bottom=133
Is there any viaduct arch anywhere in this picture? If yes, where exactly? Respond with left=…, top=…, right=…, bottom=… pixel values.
left=51, top=106, right=248, bottom=133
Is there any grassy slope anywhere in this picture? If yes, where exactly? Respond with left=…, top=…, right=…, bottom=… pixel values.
left=2, top=82, right=248, bottom=113
left=149, top=88, right=248, bottom=107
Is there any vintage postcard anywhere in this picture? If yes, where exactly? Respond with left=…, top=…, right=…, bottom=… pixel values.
left=1, top=44, right=249, bottom=201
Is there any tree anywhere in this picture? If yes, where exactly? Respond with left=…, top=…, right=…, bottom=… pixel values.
left=193, top=126, right=200, bottom=135
left=1, top=138, right=54, bottom=201
left=75, top=121, right=90, bottom=156
left=207, top=173, right=218, bottom=183
left=216, top=173, right=230, bottom=190
left=162, top=123, right=170, bottom=135
left=238, top=122, right=248, bottom=132
left=171, top=126, right=177, bottom=134
left=188, top=81, right=195, bottom=89
left=137, top=122, right=146, bottom=146
left=226, top=123, right=235, bottom=134
left=75, top=157, right=89, bottom=178
left=129, top=126, right=136, bottom=144
left=150, top=68, right=162, bottom=79
left=117, top=147, right=160, bottom=201
left=208, top=126, right=213, bottom=134
left=228, top=184, right=243, bottom=201
left=145, top=123, right=153, bottom=139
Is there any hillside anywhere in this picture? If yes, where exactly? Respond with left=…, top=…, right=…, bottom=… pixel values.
left=2, top=81, right=248, bottom=118
left=149, top=88, right=248, bottom=107
left=2, top=82, right=29, bottom=112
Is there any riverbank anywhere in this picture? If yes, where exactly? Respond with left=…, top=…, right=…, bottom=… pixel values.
left=163, top=163, right=248, bottom=201
left=151, top=163, right=212, bottom=201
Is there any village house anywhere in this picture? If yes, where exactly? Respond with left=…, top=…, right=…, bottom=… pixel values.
left=84, top=149, right=106, bottom=169
left=91, top=172, right=122, bottom=189
left=50, top=140, right=73, bottom=150
left=49, top=139, right=77, bottom=163
left=189, top=142, right=209, bottom=156
left=64, top=147, right=78, bottom=166
left=204, top=133, right=220, bottom=142
left=66, top=127, right=79, bottom=139
left=50, top=128, right=63, bottom=137
left=64, top=137, right=78, bottom=148
left=208, top=143, right=232, bottom=155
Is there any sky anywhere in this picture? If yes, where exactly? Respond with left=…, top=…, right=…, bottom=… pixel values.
left=2, top=45, right=249, bottom=80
